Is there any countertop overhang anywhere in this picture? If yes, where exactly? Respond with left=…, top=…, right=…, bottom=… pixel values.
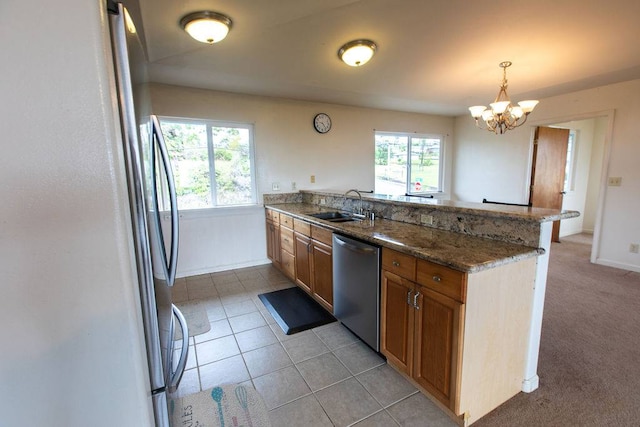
left=266, top=203, right=544, bottom=273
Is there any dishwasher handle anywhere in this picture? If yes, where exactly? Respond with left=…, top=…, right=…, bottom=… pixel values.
left=334, top=236, right=378, bottom=254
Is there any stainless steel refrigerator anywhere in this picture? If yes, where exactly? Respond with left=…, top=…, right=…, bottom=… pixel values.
left=108, top=2, right=189, bottom=426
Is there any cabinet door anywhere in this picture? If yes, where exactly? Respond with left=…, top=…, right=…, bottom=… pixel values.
left=311, top=239, right=332, bottom=312
left=413, top=285, right=463, bottom=411
left=380, top=270, right=414, bottom=375
left=265, top=220, right=280, bottom=265
left=294, top=232, right=312, bottom=293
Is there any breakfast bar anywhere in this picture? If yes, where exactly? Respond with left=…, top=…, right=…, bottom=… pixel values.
left=264, top=190, right=578, bottom=425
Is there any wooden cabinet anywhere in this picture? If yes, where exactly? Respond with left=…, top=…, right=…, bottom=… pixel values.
left=381, top=261, right=463, bottom=412
left=382, top=247, right=537, bottom=425
left=264, top=209, right=333, bottom=312
left=279, top=214, right=295, bottom=279
left=294, top=231, right=312, bottom=293
left=310, top=238, right=333, bottom=310
left=381, top=270, right=414, bottom=374
left=413, top=284, right=463, bottom=409
left=265, top=209, right=280, bottom=267
left=293, top=218, right=334, bottom=312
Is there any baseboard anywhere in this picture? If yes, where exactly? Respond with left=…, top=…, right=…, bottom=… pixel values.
left=594, top=258, right=640, bottom=273
left=522, top=375, right=539, bottom=393
left=176, top=259, right=272, bottom=278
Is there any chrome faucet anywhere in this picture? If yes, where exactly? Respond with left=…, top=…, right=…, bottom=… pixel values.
left=344, top=189, right=364, bottom=217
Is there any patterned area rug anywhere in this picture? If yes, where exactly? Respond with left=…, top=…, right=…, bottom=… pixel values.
left=174, top=301, right=211, bottom=338
left=170, top=384, right=271, bottom=427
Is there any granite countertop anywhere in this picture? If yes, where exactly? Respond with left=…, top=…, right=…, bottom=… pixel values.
left=266, top=203, right=544, bottom=273
left=304, top=190, right=579, bottom=223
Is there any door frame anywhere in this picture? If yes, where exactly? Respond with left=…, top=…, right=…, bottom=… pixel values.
left=525, top=109, right=616, bottom=264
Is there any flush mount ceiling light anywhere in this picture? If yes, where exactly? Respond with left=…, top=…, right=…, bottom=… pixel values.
left=469, top=61, right=539, bottom=135
left=338, top=39, right=377, bottom=67
left=180, top=11, right=232, bottom=44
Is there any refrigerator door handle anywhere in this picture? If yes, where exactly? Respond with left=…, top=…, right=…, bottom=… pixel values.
left=168, top=304, right=189, bottom=393
left=150, top=114, right=179, bottom=286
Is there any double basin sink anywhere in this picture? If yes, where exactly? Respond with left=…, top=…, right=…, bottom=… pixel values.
left=307, top=211, right=362, bottom=223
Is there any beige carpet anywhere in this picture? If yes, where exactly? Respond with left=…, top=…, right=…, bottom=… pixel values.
left=174, top=300, right=211, bottom=339
left=475, top=233, right=640, bottom=426
left=170, top=384, right=270, bottom=427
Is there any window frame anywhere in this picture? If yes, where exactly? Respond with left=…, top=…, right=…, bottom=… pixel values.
left=374, top=131, right=445, bottom=196
left=157, top=115, right=257, bottom=211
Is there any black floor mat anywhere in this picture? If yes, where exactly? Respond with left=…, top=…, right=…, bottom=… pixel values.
left=258, top=287, right=336, bottom=335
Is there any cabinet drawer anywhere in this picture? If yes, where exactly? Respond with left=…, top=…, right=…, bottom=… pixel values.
left=293, top=218, right=311, bottom=237
left=280, top=249, right=295, bottom=279
left=265, top=208, right=280, bottom=223
left=382, top=248, right=416, bottom=281
left=416, top=259, right=466, bottom=302
left=280, top=214, right=294, bottom=228
left=280, top=226, right=294, bottom=254
left=311, top=225, right=332, bottom=246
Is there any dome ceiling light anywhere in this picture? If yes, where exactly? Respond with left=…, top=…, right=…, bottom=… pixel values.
left=338, top=39, right=377, bottom=67
left=180, top=11, right=232, bottom=44
left=469, top=61, right=539, bottom=135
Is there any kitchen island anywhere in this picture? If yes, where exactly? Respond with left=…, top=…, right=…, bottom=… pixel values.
left=264, top=191, right=578, bottom=425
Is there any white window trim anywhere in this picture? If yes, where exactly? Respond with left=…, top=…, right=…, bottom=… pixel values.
left=158, top=115, right=258, bottom=210
left=375, top=131, right=445, bottom=196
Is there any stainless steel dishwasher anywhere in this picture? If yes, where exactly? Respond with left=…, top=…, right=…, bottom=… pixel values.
left=332, top=233, right=381, bottom=351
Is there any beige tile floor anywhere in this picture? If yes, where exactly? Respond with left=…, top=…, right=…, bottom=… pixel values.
left=172, top=264, right=456, bottom=427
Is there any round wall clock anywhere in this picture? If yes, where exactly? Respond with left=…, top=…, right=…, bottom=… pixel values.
left=313, top=113, right=332, bottom=134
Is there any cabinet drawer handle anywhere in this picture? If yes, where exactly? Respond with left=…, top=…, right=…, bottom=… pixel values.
left=413, top=291, right=420, bottom=309
left=283, top=238, right=289, bottom=243
left=392, top=261, right=400, bottom=267
left=432, top=275, right=442, bottom=282
left=406, top=290, right=412, bottom=305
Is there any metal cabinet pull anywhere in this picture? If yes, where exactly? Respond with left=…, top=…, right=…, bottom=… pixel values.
left=392, top=260, right=400, bottom=267
left=413, top=291, right=421, bottom=309
left=407, top=290, right=412, bottom=305
left=432, top=275, right=442, bottom=282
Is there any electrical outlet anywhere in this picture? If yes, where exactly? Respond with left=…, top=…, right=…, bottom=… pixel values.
left=320, top=198, right=326, bottom=205
left=310, top=175, right=316, bottom=183
left=271, top=182, right=280, bottom=191
left=630, top=243, right=640, bottom=254
left=291, top=181, right=297, bottom=190
left=608, top=176, right=622, bottom=186
left=420, top=214, right=433, bottom=225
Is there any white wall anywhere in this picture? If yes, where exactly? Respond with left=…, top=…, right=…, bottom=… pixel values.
left=0, top=1, right=153, bottom=425
left=583, top=117, right=608, bottom=232
left=149, top=83, right=454, bottom=275
left=454, top=79, right=640, bottom=272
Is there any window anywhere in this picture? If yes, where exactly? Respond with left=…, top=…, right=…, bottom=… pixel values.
left=158, top=117, right=256, bottom=210
left=374, top=132, right=443, bottom=196
left=563, top=130, right=577, bottom=193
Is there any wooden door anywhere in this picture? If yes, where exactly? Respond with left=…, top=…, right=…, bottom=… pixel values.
left=413, top=285, right=462, bottom=411
left=294, top=232, right=312, bottom=293
left=380, top=270, right=415, bottom=375
left=311, top=240, right=333, bottom=312
left=529, top=126, right=570, bottom=242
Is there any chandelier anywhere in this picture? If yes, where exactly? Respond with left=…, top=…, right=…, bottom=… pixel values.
left=469, top=61, right=538, bottom=134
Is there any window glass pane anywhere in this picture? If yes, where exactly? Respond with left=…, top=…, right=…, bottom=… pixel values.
left=161, top=121, right=211, bottom=210
left=563, top=132, right=576, bottom=192
left=212, top=126, right=253, bottom=205
left=375, top=134, right=409, bottom=195
left=410, top=137, right=441, bottom=193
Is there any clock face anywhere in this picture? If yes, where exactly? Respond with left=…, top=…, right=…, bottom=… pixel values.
left=313, top=113, right=332, bottom=134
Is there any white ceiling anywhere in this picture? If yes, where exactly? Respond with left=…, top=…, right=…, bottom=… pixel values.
left=137, top=0, right=640, bottom=116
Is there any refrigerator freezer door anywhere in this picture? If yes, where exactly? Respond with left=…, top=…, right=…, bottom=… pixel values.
left=108, top=4, right=187, bottom=425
